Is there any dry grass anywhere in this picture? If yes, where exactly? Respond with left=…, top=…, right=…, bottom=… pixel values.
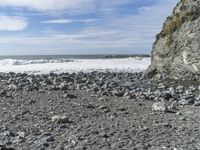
left=162, top=15, right=184, bottom=46
left=162, top=9, right=200, bottom=47
left=162, top=15, right=184, bottom=37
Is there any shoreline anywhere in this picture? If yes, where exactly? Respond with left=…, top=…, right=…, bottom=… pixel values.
left=0, top=71, right=200, bottom=149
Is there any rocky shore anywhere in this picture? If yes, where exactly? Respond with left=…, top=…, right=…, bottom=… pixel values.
left=1, top=71, right=200, bottom=149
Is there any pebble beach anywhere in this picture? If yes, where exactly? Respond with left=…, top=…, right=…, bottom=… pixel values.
left=0, top=71, right=200, bottom=149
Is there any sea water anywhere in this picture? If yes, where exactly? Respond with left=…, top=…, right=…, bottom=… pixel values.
left=0, top=55, right=151, bottom=74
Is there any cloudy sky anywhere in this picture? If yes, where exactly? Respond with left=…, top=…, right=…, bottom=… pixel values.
left=0, top=0, right=179, bottom=55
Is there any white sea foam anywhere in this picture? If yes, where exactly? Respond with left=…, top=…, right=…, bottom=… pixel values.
left=0, top=57, right=151, bottom=74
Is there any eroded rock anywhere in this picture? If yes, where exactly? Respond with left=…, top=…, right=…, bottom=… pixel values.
left=145, top=0, right=200, bottom=80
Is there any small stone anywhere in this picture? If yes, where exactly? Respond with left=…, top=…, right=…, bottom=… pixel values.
left=180, top=116, right=187, bottom=121
left=179, top=99, right=194, bottom=105
left=99, top=105, right=108, bottom=110
left=51, top=115, right=71, bottom=124
left=112, top=90, right=124, bottom=97
left=3, top=130, right=15, bottom=137
left=158, top=83, right=165, bottom=89
left=117, top=107, right=127, bottom=112
left=0, top=91, right=7, bottom=97
left=176, top=112, right=182, bottom=115
left=98, top=97, right=108, bottom=101
left=59, top=82, right=68, bottom=90
left=17, top=132, right=25, bottom=139
left=38, top=147, right=46, bottom=150
left=1, top=147, right=16, bottom=150
left=176, top=86, right=184, bottom=92
left=44, top=135, right=55, bottom=142
left=196, top=95, right=200, bottom=101
left=124, top=92, right=131, bottom=97
left=8, top=84, right=19, bottom=91
left=86, top=104, right=95, bottom=109
left=42, top=132, right=52, bottom=137
left=63, top=93, right=77, bottom=99
left=37, top=142, right=49, bottom=149
left=152, top=102, right=168, bottom=112
left=102, top=133, right=109, bottom=139
left=59, top=124, right=68, bottom=129
left=194, top=101, right=200, bottom=106
left=99, top=105, right=110, bottom=113
left=55, top=142, right=65, bottom=150
left=161, top=91, right=173, bottom=100
left=0, top=145, right=16, bottom=150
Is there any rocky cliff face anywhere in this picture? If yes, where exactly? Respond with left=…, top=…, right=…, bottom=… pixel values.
left=145, top=0, right=200, bottom=80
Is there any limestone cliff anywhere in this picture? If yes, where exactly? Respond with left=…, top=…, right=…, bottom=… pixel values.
left=145, top=0, right=200, bottom=80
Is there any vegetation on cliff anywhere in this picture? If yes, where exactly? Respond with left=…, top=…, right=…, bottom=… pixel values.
left=160, top=0, right=200, bottom=46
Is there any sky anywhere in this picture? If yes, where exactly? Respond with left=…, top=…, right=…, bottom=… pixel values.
left=0, top=0, right=179, bottom=55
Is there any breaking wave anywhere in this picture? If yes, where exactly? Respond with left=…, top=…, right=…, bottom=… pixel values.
left=0, top=59, right=73, bottom=66
left=0, top=57, right=151, bottom=74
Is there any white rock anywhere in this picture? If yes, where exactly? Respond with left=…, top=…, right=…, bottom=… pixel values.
left=59, top=82, right=68, bottom=90
left=51, top=115, right=70, bottom=124
left=152, top=102, right=168, bottom=112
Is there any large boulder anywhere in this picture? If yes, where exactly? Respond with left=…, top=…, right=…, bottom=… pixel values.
left=145, top=0, right=200, bottom=80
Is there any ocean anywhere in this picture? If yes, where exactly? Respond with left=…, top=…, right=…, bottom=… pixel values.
left=0, top=55, right=151, bottom=74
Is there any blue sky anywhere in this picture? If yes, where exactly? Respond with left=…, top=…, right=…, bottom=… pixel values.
left=0, top=0, right=179, bottom=55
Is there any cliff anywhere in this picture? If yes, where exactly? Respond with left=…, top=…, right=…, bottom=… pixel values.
left=145, top=0, right=200, bottom=80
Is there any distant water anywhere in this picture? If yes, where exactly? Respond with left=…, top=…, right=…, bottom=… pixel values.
left=0, top=55, right=151, bottom=74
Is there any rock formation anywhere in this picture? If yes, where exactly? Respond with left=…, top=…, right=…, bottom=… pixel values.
left=145, top=0, right=200, bottom=80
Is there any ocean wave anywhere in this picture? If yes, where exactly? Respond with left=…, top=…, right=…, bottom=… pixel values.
left=0, top=57, right=151, bottom=74
left=0, top=59, right=73, bottom=66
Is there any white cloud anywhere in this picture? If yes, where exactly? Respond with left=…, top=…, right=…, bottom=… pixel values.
left=0, top=15, right=27, bottom=31
left=0, top=0, right=135, bottom=14
left=100, top=0, right=134, bottom=8
left=42, top=19, right=98, bottom=24
left=0, top=28, right=153, bottom=54
left=0, top=0, right=180, bottom=54
left=103, top=0, right=179, bottom=48
left=0, top=0, right=96, bottom=13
